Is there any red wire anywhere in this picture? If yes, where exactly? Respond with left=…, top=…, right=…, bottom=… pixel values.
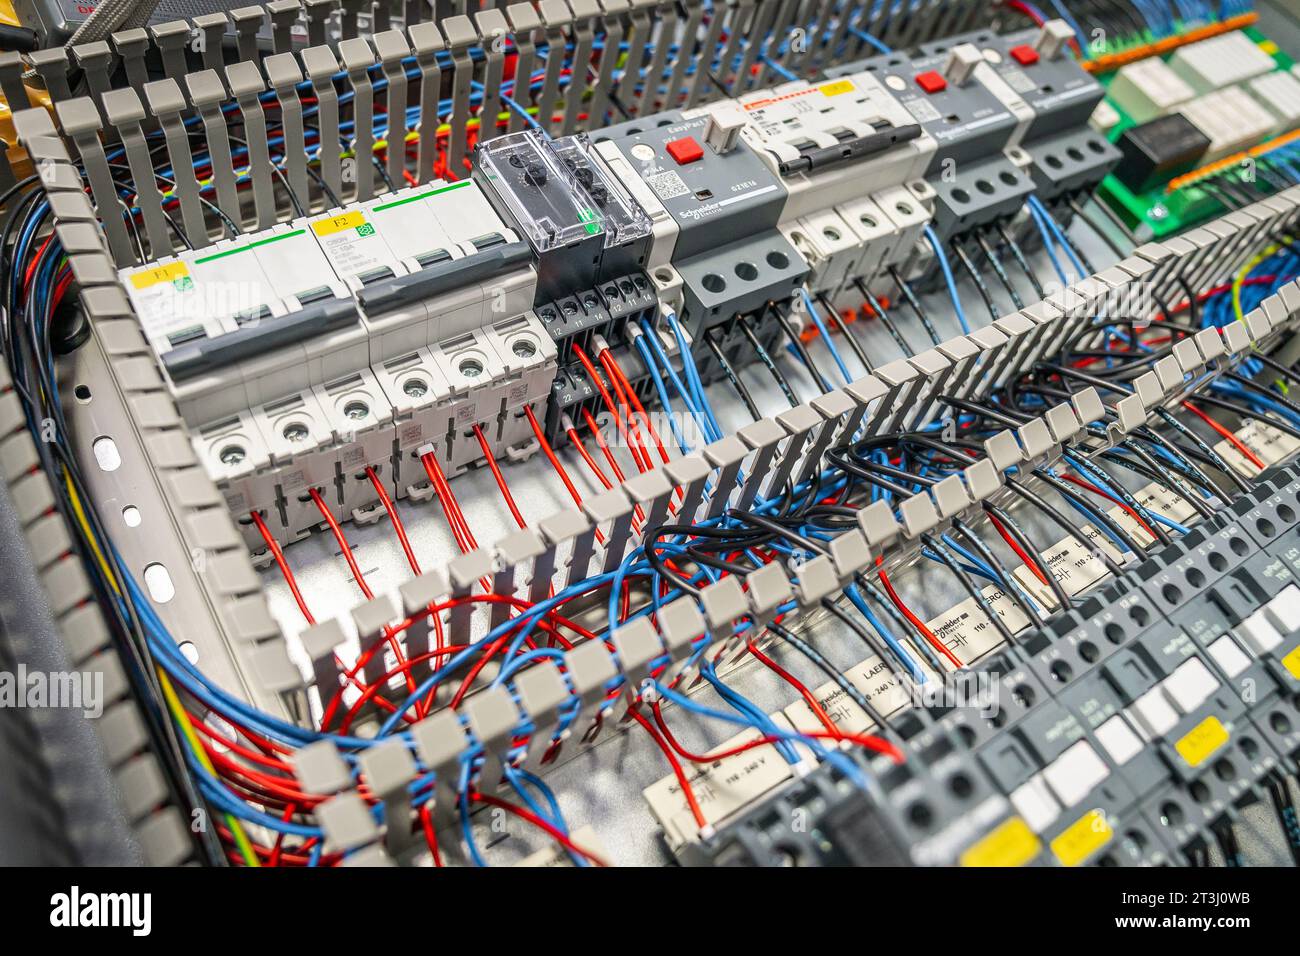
left=419, top=804, right=444, bottom=867
left=473, top=423, right=528, bottom=529
left=877, top=567, right=964, bottom=670
left=366, top=466, right=421, bottom=576
left=523, top=406, right=605, bottom=546
left=421, top=452, right=478, bottom=552
left=250, top=511, right=315, bottom=625
left=745, top=640, right=839, bottom=735
left=601, top=347, right=671, bottom=466
left=986, top=510, right=1052, bottom=587
left=1058, top=473, right=1159, bottom=542
left=309, top=488, right=375, bottom=600
left=567, top=425, right=615, bottom=491
left=572, top=342, right=650, bottom=473
left=470, top=791, right=610, bottom=866
left=1183, top=401, right=1265, bottom=470
left=629, top=708, right=706, bottom=828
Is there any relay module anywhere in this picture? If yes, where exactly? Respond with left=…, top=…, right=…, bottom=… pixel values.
left=2, top=0, right=1300, bottom=896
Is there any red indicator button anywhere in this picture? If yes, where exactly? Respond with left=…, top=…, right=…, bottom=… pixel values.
left=1010, top=44, right=1039, bottom=66
left=666, top=136, right=704, bottom=165
left=915, top=70, right=946, bottom=94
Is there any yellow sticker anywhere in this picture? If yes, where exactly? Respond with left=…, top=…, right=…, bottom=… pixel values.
left=960, top=816, right=1042, bottom=867
left=1050, top=809, right=1112, bottom=867
left=819, top=79, right=856, bottom=97
left=1175, top=715, right=1230, bottom=768
left=312, top=211, right=367, bottom=237
left=1260, top=40, right=1279, bottom=56
left=1281, top=644, right=1300, bottom=680
left=129, top=261, right=189, bottom=290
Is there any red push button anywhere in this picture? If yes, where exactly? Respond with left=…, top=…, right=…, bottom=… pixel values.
left=1010, top=44, right=1039, bottom=66
left=666, top=136, right=704, bottom=165
left=915, top=70, right=946, bottom=94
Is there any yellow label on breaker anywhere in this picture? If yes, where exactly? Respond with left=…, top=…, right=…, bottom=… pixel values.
left=819, top=79, right=855, bottom=97
left=130, top=262, right=189, bottom=290
left=959, top=817, right=1041, bottom=867
left=312, top=211, right=368, bottom=237
left=1175, top=715, right=1230, bottom=768
left=1050, top=810, right=1112, bottom=867
left=1280, top=645, right=1300, bottom=680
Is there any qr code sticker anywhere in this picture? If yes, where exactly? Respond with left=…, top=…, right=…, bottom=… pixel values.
left=646, top=170, right=691, bottom=200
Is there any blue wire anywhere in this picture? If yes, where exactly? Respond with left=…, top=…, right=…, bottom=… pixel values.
left=801, top=288, right=853, bottom=384
left=924, top=226, right=971, bottom=334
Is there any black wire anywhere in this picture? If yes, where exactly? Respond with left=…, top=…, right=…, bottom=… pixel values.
left=775, top=303, right=830, bottom=394
left=737, top=314, right=799, bottom=407
left=1067, top=197, right=1126, bottom=260
left=997, top=222, right=1046, bottom=299
left=821, top=598, right=906, bottom=687
left=704, top=328, right=760, bottom=421
left=854, top=277, right=914, bottom=355
left=817, top=292, right=872, bottom=373
left=922, top=533, right=1017, bottom=647
left=977, top=229, right=1025, bottom=310
left=766, top=622, right=891, bottom=733
left=953, top=239, right=1001, bottom=323
left=951, top=516, right=1046, bottom=629
left=986, top=502, right=1072, bottom=611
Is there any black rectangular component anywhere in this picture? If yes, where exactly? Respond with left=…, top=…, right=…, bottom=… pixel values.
left=1112, top=114, right=1211, bottom=194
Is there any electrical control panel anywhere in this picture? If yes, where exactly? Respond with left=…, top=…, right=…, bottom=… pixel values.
left=5, top=1, right=1300, bottom=893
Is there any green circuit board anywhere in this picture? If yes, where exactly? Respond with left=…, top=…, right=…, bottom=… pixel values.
left=1095, top=26, right=1296, bottom=240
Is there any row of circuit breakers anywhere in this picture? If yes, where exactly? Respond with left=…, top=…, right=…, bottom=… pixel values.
left=120, top=20, right=1114, bottom=549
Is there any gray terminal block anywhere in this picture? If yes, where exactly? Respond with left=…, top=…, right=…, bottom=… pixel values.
left=699, top=574, right=748, bottom=655
left=703, top=435, right=748, bottom=518
left=931, top=472, right=972, bottom=520
left=473, top=7, right=510, bottom=143
left=299, top=617, right=347, bottom=713
left=447, top=549, right=493, bottom=642
left=768, top=404, right=822, bottom=500
left=513, top=660, right=570, bottom=769
left=358, top=739, right=419, bottom=856
left=293, top=739, right=354, bottom=796
left=622, top=466, right=674, bottom=535
left=411, top=708, right=469, bottom=833
left=540, top=508, right=596, bottom=591
left=584, top=486, right=636, bottom=574
left=494, top=526, right=548, bottom=607
left=794, top=554, right=840, bottom=607
left=736, top=417, right=785, bottom=512
left=935, top=335, right=983, bottom=401
left=898, top=490, right=940, bottom=538
left=611, top=615, right=664, bottom=701
left=408, top=20, right=447, bottom=183
left=564, top=639, right=618, bottom=733
left=902, top=349, right=955, bottom=430
left=318, top=792, right=381, bottom=854
left=464, top=685, right=522, bottom=792
left=871, top=360, right=923, bottom=437
left=983, top=429, right=1024, bottom=472
left=663, top=453, right=711, bottom=525
left=962, top=458, right=1003, bottom=502
left=842, top=375, right=889, bottom=438
left=746, top=561, right=793, bottom=627
left=399, top=568, right=449, bottom=682
left=657, top=595, right=706, bottom=664
left=855, top=501, right=898, bottom=551
left=352, top=593, right=398, bottom=686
